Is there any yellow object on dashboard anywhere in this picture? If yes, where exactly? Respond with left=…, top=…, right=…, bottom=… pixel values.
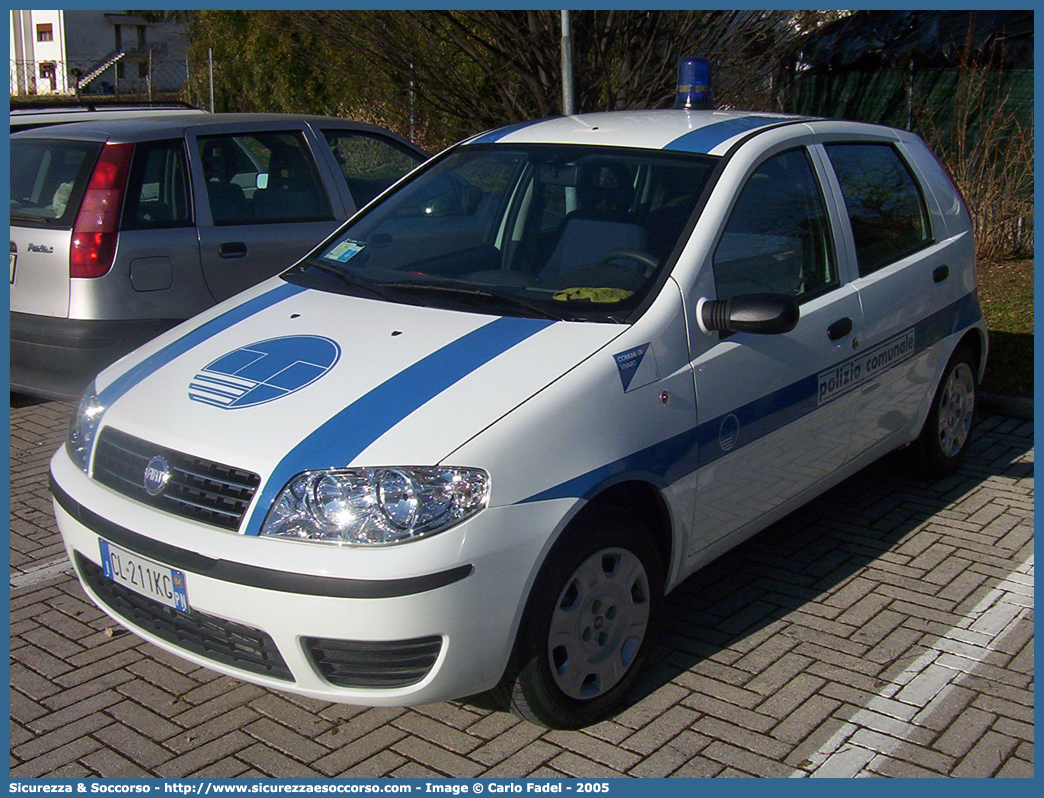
left=552, top=287, right=634, bottom=303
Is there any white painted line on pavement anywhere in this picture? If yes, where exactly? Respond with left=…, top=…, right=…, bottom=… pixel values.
left=10, top=556, right=74, bottom=589
left=792, top=553, right=1034, bottom=778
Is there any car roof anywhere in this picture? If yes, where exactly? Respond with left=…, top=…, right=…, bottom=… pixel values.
left=10, top=107, right=207, bottom=133
left=465, top=109, right=821, bottom=156
left=11, top=104, right=200, bottom=117
left=11, top=112, right=425, bottom=153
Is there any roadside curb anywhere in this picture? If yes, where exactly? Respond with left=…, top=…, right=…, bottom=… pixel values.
left=980, top=391, right=1033, bottom=420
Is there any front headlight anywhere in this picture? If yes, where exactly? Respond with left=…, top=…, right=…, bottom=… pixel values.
left=66, top=382, right=106, bottom=472
left=260, top=467, right=490, bottom=546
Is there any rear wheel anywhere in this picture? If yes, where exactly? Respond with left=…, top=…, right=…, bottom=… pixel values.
left=500, top=508, right=663, bottom=729
left=914, top=345, right=978, bottom=476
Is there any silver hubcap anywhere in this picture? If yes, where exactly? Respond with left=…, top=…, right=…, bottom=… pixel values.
left=937, top=362, right=975, bottom=457
left=548, top=547, right=650, bottom=700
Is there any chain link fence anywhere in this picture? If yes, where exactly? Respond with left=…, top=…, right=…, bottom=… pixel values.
left=10, top=56, right=191, bottom=102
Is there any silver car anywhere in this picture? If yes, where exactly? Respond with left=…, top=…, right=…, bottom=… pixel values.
left=10, top=113, right=427, bottom=399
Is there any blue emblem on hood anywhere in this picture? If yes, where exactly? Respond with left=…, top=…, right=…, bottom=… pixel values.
left=189, top=335, right=340, bottom=409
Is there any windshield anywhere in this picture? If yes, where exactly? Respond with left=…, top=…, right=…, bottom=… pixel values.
left=285, top=143, right=717, bottom=322
left=10, top=139, right=101, bottom=228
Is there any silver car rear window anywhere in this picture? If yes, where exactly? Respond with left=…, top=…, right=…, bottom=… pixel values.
left=10, top=139, right=101, bottom=228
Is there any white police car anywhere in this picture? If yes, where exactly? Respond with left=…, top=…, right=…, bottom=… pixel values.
left=51, top=106, right=985, bottom=729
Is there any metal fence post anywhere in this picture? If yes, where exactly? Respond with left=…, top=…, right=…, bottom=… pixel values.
left=561, top=10, right=575, bottom=116
left=208, top=46, right=214, bottom=113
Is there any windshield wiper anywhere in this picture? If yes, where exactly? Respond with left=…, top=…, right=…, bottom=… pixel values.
left=382, top=279, right=569, bottom=322
left=296, top=259, right=398, bottom=303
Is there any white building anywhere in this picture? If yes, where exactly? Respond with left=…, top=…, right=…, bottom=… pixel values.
left=11, top=9, right=189, bottom=97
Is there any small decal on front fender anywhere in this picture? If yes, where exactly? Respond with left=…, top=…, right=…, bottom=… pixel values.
left=614, top=343, right=659, bottom=392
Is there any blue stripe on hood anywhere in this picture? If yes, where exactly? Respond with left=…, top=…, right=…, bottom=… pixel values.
left=244, top=315, right=555, bottom=535
left=98, top=283, right=307, bottom=408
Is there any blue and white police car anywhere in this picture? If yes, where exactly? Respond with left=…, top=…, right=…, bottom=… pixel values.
left=52, top=102, right=985, bottom=728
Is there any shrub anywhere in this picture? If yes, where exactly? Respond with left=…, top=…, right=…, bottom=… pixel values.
left=914, top=54, right=1033, bottom=264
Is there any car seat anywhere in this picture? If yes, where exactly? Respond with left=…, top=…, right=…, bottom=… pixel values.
left=201, top=140, right=250, bottom=224
left=538, top=160, right=648, bottom=282
left=252, top=146, right=324, bottom=221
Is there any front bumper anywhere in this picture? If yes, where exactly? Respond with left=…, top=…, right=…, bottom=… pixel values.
left=50, top=446, right=569, bottom=705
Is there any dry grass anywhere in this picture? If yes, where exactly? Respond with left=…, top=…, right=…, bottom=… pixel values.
left=977, top=259, right=1033, bottom=397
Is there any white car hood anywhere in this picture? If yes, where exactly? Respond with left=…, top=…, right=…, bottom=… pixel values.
left=96, top=280, right=623, bottom=507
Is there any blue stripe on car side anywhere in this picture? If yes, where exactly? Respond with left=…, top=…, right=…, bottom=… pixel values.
left=244, top=316, right=555, bottom=536
left=97, top=282, right=307, bottom=408
left=664, top=116, right=802, bottom=154
left=521, top=293, right=981, bottom=504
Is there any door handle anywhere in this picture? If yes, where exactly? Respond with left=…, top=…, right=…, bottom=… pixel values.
left=218, top=242, right=248, bottom=259
left=827, top=317, right=853, bottom=341
left=933, top=265, right=950, bottom=283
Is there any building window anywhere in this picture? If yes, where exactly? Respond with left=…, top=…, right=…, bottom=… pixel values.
left=138, top=61, right=149, bottom=79
left=36, top=23, right=53, bottom=42
left=39, top=62, right=57, bottom=91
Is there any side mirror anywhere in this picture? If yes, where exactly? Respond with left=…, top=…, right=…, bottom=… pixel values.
left=699, top=292, right=799, bottom=336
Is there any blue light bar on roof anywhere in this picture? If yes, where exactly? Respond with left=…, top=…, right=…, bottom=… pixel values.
left=675, top=57, right=712, bottom=110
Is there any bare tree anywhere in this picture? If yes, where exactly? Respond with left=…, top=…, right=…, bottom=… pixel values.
left=191, top=10, right=839, bottom=148
left=305, top=10, right=836, bottom=142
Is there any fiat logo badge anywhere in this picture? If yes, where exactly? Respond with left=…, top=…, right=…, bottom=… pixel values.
left=143, top=455, right=171, bottom=497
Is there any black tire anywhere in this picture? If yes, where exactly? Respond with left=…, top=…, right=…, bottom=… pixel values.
left=913, top=344, right=978, bottom=477
left=498, top=508, right=664, bottom=729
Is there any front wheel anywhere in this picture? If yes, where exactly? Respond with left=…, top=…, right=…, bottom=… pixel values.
left=913, top=344, right=978, bottom=476
left=499, top=508, right=664, bottom=729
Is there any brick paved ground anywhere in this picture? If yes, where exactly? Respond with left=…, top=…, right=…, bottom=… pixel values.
left=10, top=396, right=1033, bottom=778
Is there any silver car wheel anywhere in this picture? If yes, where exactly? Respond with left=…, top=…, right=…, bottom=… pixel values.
left=547, top=547, right=650, bottom=700
left=937, top=362, right=975, bottom=458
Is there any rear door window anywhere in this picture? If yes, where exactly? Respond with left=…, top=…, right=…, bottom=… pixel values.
left=122, top=139, right=192, bottom=230
left=322, top=130, right=425, bottom=208
left=10, top=139, right=100, bottom=227
left=197, top=131, right=333, bottom=226
left=824, top=143, right=932, bottom=276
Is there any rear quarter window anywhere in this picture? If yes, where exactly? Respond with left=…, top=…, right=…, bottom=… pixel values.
left=10, top=139, right=101, bottom=228
left=825, top=143, right=932, bottom=277
left=122, top=139, right=193, bottom=230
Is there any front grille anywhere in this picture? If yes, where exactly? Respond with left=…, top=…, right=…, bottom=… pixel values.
left=304, top=635, right=442, bottom=689
left=92, top=427, right=260, bottom=530
left=77, top=553, right=293, bottom=682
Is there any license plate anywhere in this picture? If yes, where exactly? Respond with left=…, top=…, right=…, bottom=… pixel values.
left=10, top=253, right=16, bottom=284
left=99, top=539, right=190, bottom=612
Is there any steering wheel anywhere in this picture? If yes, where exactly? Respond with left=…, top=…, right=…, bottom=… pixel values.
left=542, top=263, right=644, bottom=292
left=597, top=249, right=660, bottom=278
